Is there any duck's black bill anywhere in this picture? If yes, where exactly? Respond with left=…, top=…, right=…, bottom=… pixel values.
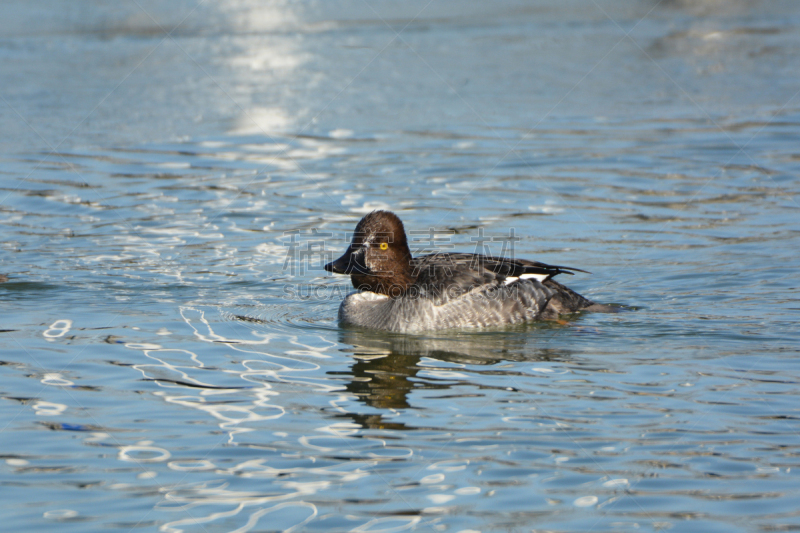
left=324, top=247, right=368, bottom=275
left=324, top=254, right=351, bottom=274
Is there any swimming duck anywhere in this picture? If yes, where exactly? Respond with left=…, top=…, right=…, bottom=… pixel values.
left=324, top=210, right=610, bottom=332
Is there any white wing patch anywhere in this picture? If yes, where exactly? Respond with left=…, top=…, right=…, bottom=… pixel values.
left=520, top=273, right=549, bottom=282
left=504, top=273, right=548, bottom=285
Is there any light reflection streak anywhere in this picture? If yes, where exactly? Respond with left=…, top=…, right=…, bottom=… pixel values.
left=159, top=498, right=317, bottom=533
left=125, top=306, right=416, bottom=532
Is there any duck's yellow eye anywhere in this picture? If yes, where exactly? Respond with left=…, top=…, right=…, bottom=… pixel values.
left=379, top=242, right=389, bottom=251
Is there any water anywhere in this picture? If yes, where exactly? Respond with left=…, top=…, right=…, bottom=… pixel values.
left=2, top=1, right=800, bottom=531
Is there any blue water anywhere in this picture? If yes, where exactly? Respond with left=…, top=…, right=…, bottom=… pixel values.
left=2, top=1, right=800, bottom=531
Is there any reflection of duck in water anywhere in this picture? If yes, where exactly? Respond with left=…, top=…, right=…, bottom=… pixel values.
left=325, top=211, right=614, bottom=332
left=330, top=327, right=571, bottom=430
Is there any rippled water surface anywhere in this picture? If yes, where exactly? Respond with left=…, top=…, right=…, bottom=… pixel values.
left=2, top=1, right=800, bottom=532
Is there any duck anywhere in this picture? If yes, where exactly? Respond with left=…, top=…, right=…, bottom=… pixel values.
left=324, top=210, right=611, bottom=332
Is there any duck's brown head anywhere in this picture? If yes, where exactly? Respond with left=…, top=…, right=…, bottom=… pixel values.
left=324, top=210, right=416, bottom=297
